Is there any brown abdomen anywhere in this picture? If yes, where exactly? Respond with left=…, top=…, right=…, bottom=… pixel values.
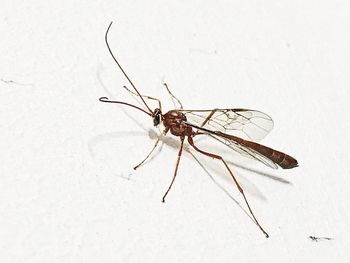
left=242, top=140, right=298, bottom=169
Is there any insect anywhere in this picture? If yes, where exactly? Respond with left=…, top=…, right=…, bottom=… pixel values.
left=99, top=22, right=298, bottom=238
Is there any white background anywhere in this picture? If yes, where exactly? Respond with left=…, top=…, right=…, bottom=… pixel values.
left=1, top=0, right=350, bottom=262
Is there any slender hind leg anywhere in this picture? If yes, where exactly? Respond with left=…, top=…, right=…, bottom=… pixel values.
left=187, top=136, right=269, bottom=238
left=162, top=137, right=185, bottom=202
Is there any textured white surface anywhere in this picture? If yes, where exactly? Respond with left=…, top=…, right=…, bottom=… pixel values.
left=1, top=0, right=350, bottom=262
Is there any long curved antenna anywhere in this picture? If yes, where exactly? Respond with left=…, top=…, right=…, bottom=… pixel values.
left=105, top=21, right=153, bottom=115
left=99, top=97, right=152, bottom=116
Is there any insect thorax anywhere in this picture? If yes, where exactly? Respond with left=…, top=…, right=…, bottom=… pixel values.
left=163, top=110, right=192, bottom=137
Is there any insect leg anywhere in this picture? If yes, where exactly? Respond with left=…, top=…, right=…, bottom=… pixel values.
left=162, top=136, right=185, bottom=202
left=133, top=137, right=160, bottom=170
left=123, top=85, right=162, bottom=110
left=163, top=82, right=183, bottom=109
left=133, top=128, right=169, bottom=170
left=187, top=136, right=269, bottom=238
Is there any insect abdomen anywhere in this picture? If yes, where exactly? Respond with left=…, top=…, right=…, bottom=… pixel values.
left=243, top=140, right=298, bottom=169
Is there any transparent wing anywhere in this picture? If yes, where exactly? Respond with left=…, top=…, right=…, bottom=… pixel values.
left=207, top=133, right=278, bottom=169
left=180, top=108, right=274, bottom=142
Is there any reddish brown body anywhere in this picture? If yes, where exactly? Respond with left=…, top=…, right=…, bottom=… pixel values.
left=242, top=140, right=297, bottom=169
left=215, top=132, right=298, bottom=169
left=163, top=110, right=193, bottom=137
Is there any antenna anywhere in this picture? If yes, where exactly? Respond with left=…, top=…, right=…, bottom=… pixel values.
left=105, top=21, right=154, bottom=114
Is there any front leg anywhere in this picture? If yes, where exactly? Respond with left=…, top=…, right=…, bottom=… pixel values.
left=133, top=128, right=169, bottom=170
left=163, top=82, right=183, bottom=109
left=123, top=85, right=162, bottom=110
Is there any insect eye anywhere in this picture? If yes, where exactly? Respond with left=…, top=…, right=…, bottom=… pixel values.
left=152, top=108, right=162, bottom=126
left=153, top=114, right=161, bottom=126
